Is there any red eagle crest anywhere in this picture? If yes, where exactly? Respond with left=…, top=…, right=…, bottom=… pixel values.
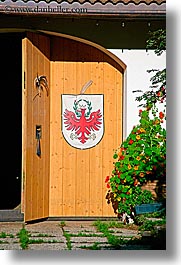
left=63, top=108, right=102, bottom=144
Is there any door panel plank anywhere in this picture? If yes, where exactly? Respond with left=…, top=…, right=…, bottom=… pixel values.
left=23, top=33, right=50, bottom=222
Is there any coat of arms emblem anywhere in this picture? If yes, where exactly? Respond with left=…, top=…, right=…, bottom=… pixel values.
left=61, top=94, right=104, bottom=149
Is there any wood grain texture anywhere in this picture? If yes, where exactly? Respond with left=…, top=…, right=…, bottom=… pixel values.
left=49, top=37, right=124, bottom=217
left=23, top=32, right=50, bottom=222
left=23, top=32, right=124, bottom=219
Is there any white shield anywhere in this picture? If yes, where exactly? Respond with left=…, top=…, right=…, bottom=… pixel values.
left=61, top=94, right=104, bottom=149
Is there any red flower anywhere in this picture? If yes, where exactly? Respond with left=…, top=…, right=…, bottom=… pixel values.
left=159, top=112, right=164, bottom=119
left=120, top=147, right=125, bottom=152
left=107, top=183, right=110, bottom=189
left=134, top=179, right=139, bottom=186
left=119, top=155, right=125, bottom=160
left=129, top=139, right=134, bottom=145
left=139, top=109, right=142, bottom=116
left=105, top=176, right=110, bottom=183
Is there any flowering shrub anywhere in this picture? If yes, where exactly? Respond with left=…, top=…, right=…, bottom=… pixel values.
left=105, top=106, right=166, bottom=217
left=105, top=29, right=166, bottom=217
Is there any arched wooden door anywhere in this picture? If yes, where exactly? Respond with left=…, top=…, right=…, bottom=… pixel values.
left=49, top=34, right=126, bottom=218
left=23, top=31, right=126, bottom=222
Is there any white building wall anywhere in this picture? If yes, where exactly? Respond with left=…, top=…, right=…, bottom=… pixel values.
left=109, top=49, right=166, bottom=138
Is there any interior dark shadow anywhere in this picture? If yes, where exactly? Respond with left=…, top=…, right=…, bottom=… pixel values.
left=0, top=33, right=22, bottom=209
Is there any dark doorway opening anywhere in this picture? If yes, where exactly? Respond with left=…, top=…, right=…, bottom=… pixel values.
left=0, top=33, right=22, bottom=209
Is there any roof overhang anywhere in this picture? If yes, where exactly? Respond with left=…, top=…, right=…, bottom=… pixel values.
left=0, top=0, right=166, bottom=18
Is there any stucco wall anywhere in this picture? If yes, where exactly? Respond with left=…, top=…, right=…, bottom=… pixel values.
left=109, top=49, right=166, bottom=138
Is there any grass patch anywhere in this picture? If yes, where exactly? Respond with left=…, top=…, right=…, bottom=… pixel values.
left=93, top=220, right=137, bottom=231
left=59, top=221, right=66, bottom=229
left=93, top=219, right=166, bottom=250
left=31, top=233, right=55, bottom=238
left=67, top=232, right=104, bottom=238
left=28, top=238, right=62, bottom=244
left=17, top=226, right=30, bottom=250
left=80, top=242, right=102, bottom=250
left=63, top=231, right=72, bottom=250
left=93, top=220, right=130, bottom=249
left=0, top=232, right=14, bottom=238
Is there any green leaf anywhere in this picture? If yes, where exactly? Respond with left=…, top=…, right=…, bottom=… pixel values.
left=115, top=162, right=121, bottom=168
left=115, top=176, right=121, bottom=184
left=122, top=187, right=129, bottom=193
left=113, top=153, right=118, bottom=159
left=126, top=175, right=132, bottom=182
left=118, top=185, right=122, bottom=191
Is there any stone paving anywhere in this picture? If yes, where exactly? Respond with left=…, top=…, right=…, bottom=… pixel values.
left=0, top=220, right=154, bottom=250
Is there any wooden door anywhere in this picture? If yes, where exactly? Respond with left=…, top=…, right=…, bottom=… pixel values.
left=22, top=31, right=126, bottom=220
left=49, top=36, right=126, bottom=217
left=22, top=32, right=50, bottom=222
